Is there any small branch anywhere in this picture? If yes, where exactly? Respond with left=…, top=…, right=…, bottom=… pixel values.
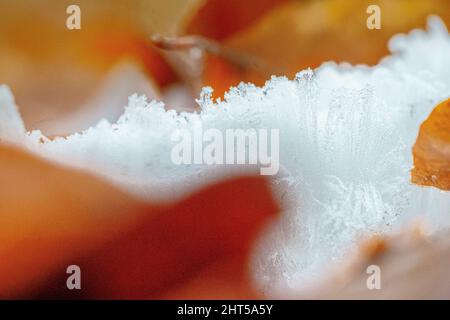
left=150, top=34, right=273, bottom=73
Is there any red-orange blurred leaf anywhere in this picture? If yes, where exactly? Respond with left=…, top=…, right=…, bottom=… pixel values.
left=0, top=145, right=278, bottom=299
left=37, top=176, right=278, bottom=299
left=0, top=145, right=147, bottom=298
left=185, top=0, right=290, bottom=40
left=92, top=31, right=177, bottom=87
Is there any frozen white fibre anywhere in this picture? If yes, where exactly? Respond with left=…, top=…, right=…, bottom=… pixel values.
left=1, top=16, right=450, bottom=293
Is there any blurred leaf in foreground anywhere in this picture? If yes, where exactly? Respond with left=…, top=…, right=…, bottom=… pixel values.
left=0, top=145, right=278, bottom=299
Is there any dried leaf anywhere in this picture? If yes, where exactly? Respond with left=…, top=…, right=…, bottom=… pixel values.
left=0, top=146, right=278, bottom=299
left=0, top=145, right=146, bottom=298
left=412, top=98, right=450, bottom=190
left=185, top=0, right=289, bottom=40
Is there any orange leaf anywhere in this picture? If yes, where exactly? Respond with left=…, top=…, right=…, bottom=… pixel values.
left=0, top=145, right=279, bottom=299
left=185, top=0, right=290, bottom=40
left=412, top=98, right=450, bottom=190
left=0, top=145, right=148, bottom=298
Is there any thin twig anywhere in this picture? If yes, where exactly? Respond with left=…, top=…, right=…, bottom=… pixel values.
left=150, top=34, right=273, bottom=73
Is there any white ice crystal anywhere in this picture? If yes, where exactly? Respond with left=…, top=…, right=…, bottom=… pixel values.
left=0, top=85, right=25, bottom=143
left=1, top=16, right=450, bottom=294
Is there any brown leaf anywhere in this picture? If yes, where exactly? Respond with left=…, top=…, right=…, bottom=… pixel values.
left=185, top=0, right=289, bottom=40
left=0, top=145, right=147, bottom=298
left=0, top=145, right=279, bottom=299
left=412, top=98, right=450, bottom=190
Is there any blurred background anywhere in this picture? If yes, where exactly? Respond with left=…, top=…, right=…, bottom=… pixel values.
left=1, top=0, right=450, bottom=135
